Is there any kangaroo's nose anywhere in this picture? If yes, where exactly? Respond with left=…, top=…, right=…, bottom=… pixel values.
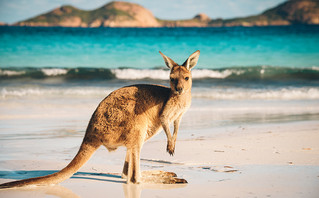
left=175, top=87, right=183, bottom=94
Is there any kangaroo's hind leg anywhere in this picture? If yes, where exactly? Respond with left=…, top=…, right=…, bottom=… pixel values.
left=126, top=146, right=142, bottom=184
left=122, top=150, right=130, bottom=179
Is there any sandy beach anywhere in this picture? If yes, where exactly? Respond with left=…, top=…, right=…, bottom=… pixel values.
left=0, top=112, right=318, bottom=198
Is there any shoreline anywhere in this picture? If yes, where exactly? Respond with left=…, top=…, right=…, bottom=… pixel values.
left=1, top=120, right=318, bottom=197
left=3, top=24, right=319, bottom=28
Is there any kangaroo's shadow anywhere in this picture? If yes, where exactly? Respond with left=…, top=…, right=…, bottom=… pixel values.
left=0, top=170, right=123, bottom=197
left=0, top=170, right=124, bottom=184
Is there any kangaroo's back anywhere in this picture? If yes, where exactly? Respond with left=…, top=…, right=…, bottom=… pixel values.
left=85, top=84, right=171, bottom=150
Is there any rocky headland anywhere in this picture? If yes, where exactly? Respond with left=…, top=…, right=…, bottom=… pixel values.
left=12, top=0, right=319, bottom=27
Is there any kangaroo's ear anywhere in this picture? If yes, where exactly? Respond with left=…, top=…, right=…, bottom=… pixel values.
left=159, top=51, right=178, bottom=69
left=182, top=50, right=200, bottom=70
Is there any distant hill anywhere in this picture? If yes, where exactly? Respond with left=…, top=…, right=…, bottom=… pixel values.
left=210, top=0, right=319, bottom=27
left=0, top=22, right=8, bottom=26
left=15, top=1, right=160, bottom=27
left=14, top=0, right=319, bottom=27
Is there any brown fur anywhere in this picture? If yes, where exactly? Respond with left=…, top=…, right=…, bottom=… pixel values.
left=0, top=50, right=200, bottom=188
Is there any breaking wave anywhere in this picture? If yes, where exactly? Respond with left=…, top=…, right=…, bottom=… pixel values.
left=1, top=66, right=319, bottom=81
left=1, top=66, right=318, bottom=100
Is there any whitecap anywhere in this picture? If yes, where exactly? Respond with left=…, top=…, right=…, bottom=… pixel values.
left=0, top=69, right=25, bottom=76
left=41, top=68, right=68, bottom=76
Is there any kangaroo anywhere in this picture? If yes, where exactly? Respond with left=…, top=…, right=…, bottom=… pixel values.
left=0, top=50, right=200, bottom=188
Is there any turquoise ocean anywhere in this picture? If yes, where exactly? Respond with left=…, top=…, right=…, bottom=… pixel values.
left=0, top=25, right=319, bottom=149
left=1, top=25, right=319, bottom=68
left=1, top=25, right=319, bottom=100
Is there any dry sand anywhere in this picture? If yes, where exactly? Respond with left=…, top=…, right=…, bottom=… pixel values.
left=0, top=121, right=318, bottom=198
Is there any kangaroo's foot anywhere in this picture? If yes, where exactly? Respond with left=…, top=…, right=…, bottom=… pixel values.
left=121, top=173, right=127, bottom=179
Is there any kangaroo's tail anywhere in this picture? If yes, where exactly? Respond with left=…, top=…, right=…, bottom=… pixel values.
left=0, top=140, right=100, bottom=189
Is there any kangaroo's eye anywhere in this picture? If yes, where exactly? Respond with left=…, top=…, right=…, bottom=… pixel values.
left=170, top=78, right=175, bottom=82
left=185, top=77, right=189, bottom=81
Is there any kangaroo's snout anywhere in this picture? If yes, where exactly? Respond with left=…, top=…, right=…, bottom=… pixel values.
left=175, top=86, right=183, bottom=94
left=174, top=80, right=185, bottom=94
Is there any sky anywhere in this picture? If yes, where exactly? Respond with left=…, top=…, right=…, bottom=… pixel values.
left=0, top=0, right=287, bottom=24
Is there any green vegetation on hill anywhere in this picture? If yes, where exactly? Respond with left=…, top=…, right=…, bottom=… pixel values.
left=24, top=5, right=85, bottom=23
left=23, top=2, right=134, bottom=24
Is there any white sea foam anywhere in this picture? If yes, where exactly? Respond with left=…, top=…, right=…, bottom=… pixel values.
left=111, top=69, right=242, bottom=80
left=192, top=69, right=232, bottom=79
left=0, top=87, right=112, bottom=99
left=112, top=69, right=169, bottom=80
left=41, top=68, right=68, bottom=76
left=192, top=87, right=319, bottom=100
left=2, top=86, right=319, bottom=101
left=0, top=69, right=25, bottom=76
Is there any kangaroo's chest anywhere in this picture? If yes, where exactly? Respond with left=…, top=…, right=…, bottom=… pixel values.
left=166, top=97, right=191, bottom=122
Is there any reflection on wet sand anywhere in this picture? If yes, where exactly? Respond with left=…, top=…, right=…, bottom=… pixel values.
left=123, top=183, right=187, bottom=198
left=0, top=185, right=80, bottom=198
left=0, top=170, right=187, bottom=198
